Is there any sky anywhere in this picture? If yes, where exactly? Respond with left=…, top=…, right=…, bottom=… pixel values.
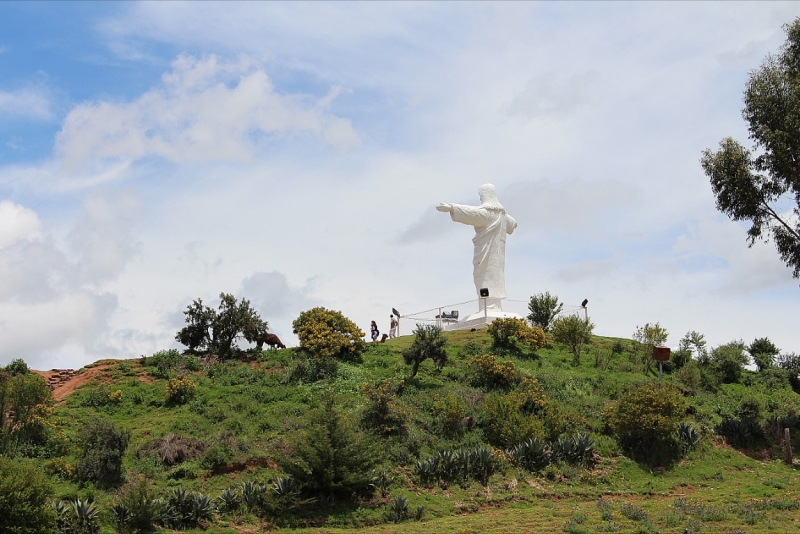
left=1, top=2, right=799, bottom=371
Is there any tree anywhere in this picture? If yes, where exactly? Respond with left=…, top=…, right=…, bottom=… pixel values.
left=632, top=322, right=669, bottom=374
left=550, top=314, right=594, bottom=365
left=703, top=341, right=749, bottom=385
left=76, top=419, right=131, bottom=488
left=679, top=330, right=708, bottom=361
left=748, top=337, right=780, bottom=371
left=275, top=396, right=382, bottom=497
left=527, top=291, right=563, bottom=331
left=0, top=371, right=53, bottom=454
left=700, top=19, right=800, bottom=279
left=0, top=456, right=57, bottom=534
left=175, top=293, right=268, bottom=358
left=292, top=307, right=366, bottom=362
left=402, top=324, right=448, bottom=377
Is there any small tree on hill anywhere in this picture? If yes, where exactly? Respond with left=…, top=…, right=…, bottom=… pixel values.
left=551, top=314, right=594, bottom=365
left=76, top=419, right=130, bottom=488
left=175, top=293, right=268, bottom=358
left=403, top=324, right=448, bottom=377
left=527, top=291, right=563, bottom=332
left=748, top=337, right=780, bottom=371
left=292, top=307, right=366, bottom=363
left=0, top=456, right=56, bottom=534
left=632, top=322, right=669, bottom=374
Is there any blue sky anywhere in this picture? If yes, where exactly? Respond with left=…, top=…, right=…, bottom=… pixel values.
left=1, top=2, right=799, bottom=370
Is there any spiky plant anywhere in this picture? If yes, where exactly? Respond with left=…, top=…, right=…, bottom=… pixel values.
left=216, top=487, right=240, bottom=513
left=388, top=495, right=409, bottom=523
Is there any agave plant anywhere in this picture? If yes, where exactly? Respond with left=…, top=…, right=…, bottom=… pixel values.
left=273, top=476, right=300, bottom=497
left=69, top=498, right=100, bottom=534
left=677, top=422, right=701, bottom=452
left=110, top=503, right=131, bottom=531
left=240, top=480, right=266, bottom=511
left=169, top=487, right=194, bottom=525
left=571, top=433, right=595, bottom=465
left=216, top=487, right=240, bottom=513
left=388, top=495, right=409, bottom=523
left=470, top=447, right=498, bottom=485
left=508, top=437, right=549, bottom=471
left=415, top=457, right=438, bottom=486
left=369, top=469, right=395, bottom=496
left=52, top=500, right=71, bottom=533
left=191, top=493, right=215, bottom=523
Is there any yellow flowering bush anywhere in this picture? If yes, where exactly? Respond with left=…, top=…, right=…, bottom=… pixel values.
left=466, top=353, right=519, bottom=389
left=487, top=317, right=546, bottom=353
left=108, top=389, right=123, bottom=404
left=293, top=307, right=366, bottom=362
left=166, top=377, right=196, bottom=405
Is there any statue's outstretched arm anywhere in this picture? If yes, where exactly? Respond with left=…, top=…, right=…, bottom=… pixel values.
left=436, top=203, right=452, bottom=213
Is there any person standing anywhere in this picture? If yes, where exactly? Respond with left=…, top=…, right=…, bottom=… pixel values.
left=389, top=315, right=398, bottom=339
left=370, top=320, right=379, bottom=343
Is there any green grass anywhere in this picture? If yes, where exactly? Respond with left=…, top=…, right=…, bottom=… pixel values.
left=29, top=329, right=800, bottom=533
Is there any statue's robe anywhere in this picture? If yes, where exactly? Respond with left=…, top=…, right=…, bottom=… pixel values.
left=448, top=204, right=517, bottom=300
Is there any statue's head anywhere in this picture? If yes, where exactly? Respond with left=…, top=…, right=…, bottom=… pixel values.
left=478, top=183, right=503, bottom=210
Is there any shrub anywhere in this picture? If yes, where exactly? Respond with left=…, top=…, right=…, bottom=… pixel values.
left=285, top=353, right=339, bottom=383
left=361, top=379, right=410, bottom=435
left=139, top=434, right=206, bottom=467
left=4, top=358, right=29, bottom=376
left=749, top=337, right=780, bottom=371
left=275, top=396, right=382, bottom=496
left=200, top=444, right=233, bottom=470
left=632, top=322, right=668, bottom=374
left=118, top=477, right=161, bottom=532
left=430, top=392, right=469, bottom=438
left=551, top=315, right=594, bottom=365
left=0, top=371, right=53, bottom=454
left=148, top=349, right=182, bottom=379
left=703, top=341, right=749, bottom=386
left=166, top=377, right=196, bottom=405
left=403, top=324, right=448, bottom=377
left=466, top=354, right=519, bottom=390
left=292, top=307, right=366, bottom=362
left=0, top=456, right=56, bottom=534
left=602, top=382, right=686, bottom=464
left=481, top=392, right=545, bottom=448
left=488, top=317, right=546, bottom=353
left=527, top=291, right=564, bottom=331
left=76, top=419, right=131, bottom=488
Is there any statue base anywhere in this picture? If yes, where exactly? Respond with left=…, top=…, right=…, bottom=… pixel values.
left=443, top=298, right=524, bottom=331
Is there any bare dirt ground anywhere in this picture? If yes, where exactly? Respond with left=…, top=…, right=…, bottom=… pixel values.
left=32, top=362, right=149, bottom=403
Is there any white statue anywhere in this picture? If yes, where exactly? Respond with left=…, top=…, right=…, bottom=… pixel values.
left=437, top=184, right=517, bottom=314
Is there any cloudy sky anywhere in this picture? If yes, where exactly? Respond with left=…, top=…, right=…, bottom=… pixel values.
left=1, top=2, right=798, bottom=370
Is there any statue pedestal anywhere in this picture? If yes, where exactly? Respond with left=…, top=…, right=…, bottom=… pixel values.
left=443, top=298, right=524, bottom=331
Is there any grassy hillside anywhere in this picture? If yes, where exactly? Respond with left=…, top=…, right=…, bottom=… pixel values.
left=14, top=327, right=800, bottom=533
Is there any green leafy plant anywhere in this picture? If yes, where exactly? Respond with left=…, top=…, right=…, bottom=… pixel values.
left=0, top=456, right=57, bottom=534
left=402, top=324, right=448, bottom=377
left=527, top=291, right=564, bottom=331
left=487, top=317, right=545, bottom=354
left=551, top=315, right=594, bottom=365
left=75, top=419, right=131, bottom=488
left=632, top=322, right=669, bottom=374
left=466, top=353, right=519, bottom=390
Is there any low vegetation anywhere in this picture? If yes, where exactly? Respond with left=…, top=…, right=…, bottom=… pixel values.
left=2, top=299, right=800, bottom=533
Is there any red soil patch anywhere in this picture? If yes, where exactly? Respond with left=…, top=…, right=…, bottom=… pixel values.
left=32, top=361, right=149, bottom=403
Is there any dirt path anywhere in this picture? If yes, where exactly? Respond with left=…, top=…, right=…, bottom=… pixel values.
left=33, top=362, right=121, bottom=403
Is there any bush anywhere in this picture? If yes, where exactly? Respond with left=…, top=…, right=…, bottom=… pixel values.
left=148, top=349, right=182, bottom=379
left=76, top=419, right=131, bottom=488
left=487, top=317, right=545, bottom=354
left=749, top=337, right=780, bottom=372
left=551, top=315, right=594, bottom=365
left=292, top=307, right=366, bottom=363
left=4, top=358, right=29, bottom=376
left=166, top=377, right=196, bottom=405
left=0, top=371, right=53, bottom=454
left=466, top=354, right=519, bottom=390
left=527, top=291, right=563, bottom=331
left=602, top=382, right=686, bottom=464
left=0, top=456, right=56, bottom=534
left=703, top=341, right=749, bottom=386
left=481, top=392, right=545, bottom=448
left=632, top=322, right=668, bottom=374
left=402, top=324, right=448, bottom=377
left=117, top=477, right=161, bottom=532
left=275, top=396, right=382, bottom=496
left=285, top=353, right=339, bottom=383
left=361, top=379, right=410, bottom=435
left=431, top=392, right=469, bottom=438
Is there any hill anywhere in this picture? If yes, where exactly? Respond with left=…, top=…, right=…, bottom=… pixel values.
left=5, top=326, right=800, bottom=533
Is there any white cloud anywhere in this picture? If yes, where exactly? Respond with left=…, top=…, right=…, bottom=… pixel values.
left=55, top=55, right=360, bottom=172
left=0, top=88, right=52, bottom=120
left=0, top=200, right=43, bottom=248
left=240, top=271, right=314, bottom=321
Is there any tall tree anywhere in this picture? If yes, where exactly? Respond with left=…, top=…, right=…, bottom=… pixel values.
left=527, top=291, right=563, bottom=332
left=701, top=18, right=800, bottom=279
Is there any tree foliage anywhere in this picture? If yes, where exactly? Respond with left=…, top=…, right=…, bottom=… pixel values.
left=487, top=317, right=546, bottom=354
left=76, top=419, right=131, bottom=488
left=550, top=314, right=594, bottom=365
left=292, top=307, right=366, bottom=362
left=175, top=293, right=268, bottom=358
left=0, top=370, right=53, bottom=454
left=526, top=291, right=563, bottom=331
left=700, top=19, right=800, bottom=279
left=702, top=341, right=750, bottom=386
left=748, top=336, right=780, bottom=371
left=402, top=324, right=448, bottom=377
left=632, top=322, right=669, bottom=374
left=0, top=456, right=56, bottom=534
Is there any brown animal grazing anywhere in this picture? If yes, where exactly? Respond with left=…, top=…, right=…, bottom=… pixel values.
left=380, top=333, right=389, bottom=343
left=255, top=333, right=286, bottom=350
